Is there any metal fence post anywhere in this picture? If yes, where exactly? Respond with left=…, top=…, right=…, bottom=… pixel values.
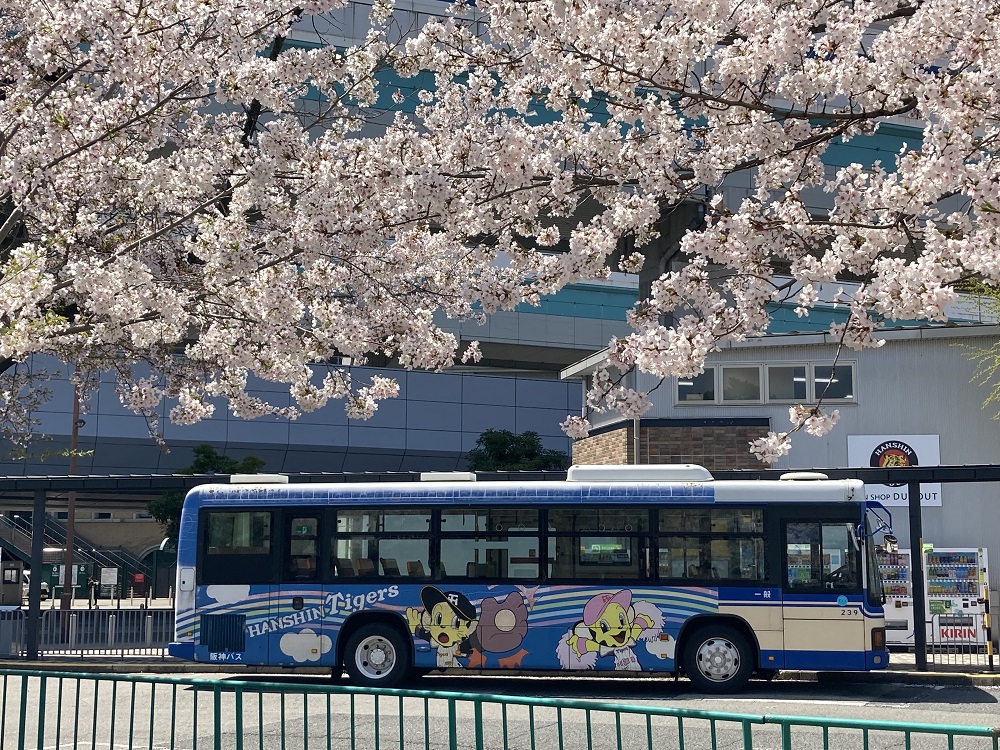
left=16, top=670, right=28, bottom=750
left=108, top=614, right=116, bottom=647
left=448, top=698, right=458, bottom=750
left=983, top=584, right=994, bottom=670
left=213, top=685, right=222, bottom=750
left=145, top=615, right=153, bottom=647
left=68, top=614, right=77, bottom=648
left=474, top=700, right=484, bottom=750
left=0, top=669, right=1000, bottom=750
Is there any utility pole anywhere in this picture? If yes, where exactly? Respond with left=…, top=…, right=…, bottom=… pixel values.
left=60, top=382, right=80, bottom=610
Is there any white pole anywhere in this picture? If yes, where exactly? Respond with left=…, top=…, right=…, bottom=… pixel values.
left=107, top=614, right=116, bottom=646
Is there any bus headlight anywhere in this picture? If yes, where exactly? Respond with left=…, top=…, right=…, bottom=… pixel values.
left=871, top=627, right=886, bottom=651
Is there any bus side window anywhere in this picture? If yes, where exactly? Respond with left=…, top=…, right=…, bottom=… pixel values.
left=331, top=508, right=431, bottom=581
left=200, top=510, right=275, bottom=585
left=285, top=516, right=320, bottom=582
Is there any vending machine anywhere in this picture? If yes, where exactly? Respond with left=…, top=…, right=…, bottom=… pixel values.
left=877, top=549, right=915, bottom=646
left=923, top=547, right=990, bottom=647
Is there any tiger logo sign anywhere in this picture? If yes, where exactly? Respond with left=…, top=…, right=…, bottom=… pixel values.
left=870, top=440, right=918, bottom=487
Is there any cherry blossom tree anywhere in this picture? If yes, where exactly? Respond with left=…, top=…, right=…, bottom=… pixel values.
left=3, top=0, right=1000, bottom=461
left=964, top=282, right=1000, bottom=416
left=0, top=0, right=505, bottom=446
left=388, top=0, right=1000, bottom=461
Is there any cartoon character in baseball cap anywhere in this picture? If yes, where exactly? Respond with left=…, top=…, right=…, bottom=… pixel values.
left=406, top=586, right=479, bottom=668
left=559, top=589, right=665, bottom=671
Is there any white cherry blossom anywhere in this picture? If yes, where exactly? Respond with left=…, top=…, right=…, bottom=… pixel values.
left=0, top=0, right=998, bottom=462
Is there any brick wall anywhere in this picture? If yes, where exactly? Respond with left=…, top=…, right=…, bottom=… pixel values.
left=572, top=427, right=631, bottom=465
left=573, top=422, right=770, bottom=471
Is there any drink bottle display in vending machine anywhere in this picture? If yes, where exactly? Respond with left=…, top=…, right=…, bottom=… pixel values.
left=923, top=547, right=990, bottom=647
left=877, top=548, right=914, bottom=646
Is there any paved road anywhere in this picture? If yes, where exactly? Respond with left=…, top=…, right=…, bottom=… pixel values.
left=2, top=671, right=997, bottom=749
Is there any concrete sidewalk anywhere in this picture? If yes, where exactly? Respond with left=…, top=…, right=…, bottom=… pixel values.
left=0, top=658, right=997, bottom=687
left=775, top=668, right=1000, bottom=687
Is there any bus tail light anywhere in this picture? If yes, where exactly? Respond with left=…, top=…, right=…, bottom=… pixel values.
left=871, top=627, right=886, bottom=650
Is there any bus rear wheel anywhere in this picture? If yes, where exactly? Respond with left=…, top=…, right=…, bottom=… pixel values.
left=344, top=624, right=412, bottom=688
left=682, top=624, right=753, bottom=694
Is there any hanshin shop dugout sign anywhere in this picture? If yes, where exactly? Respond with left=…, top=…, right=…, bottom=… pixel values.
left=846, top=434, right=943, bottom=507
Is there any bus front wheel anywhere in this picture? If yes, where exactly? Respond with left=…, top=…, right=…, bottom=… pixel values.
left=344, top=624, right=412, bottom=688
left=682, top=624, right=753, bottom=694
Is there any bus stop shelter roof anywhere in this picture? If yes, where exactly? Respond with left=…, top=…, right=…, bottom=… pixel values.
left=0, top=463, right=998, bottom=497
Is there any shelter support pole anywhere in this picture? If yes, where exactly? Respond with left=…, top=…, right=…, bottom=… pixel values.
left=633, top=417, right=641, bottom=465
left=26, top=489, right=46, bottom=660
left=908, top=481, right=928, bottom=671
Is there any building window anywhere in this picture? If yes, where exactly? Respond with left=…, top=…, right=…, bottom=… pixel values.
left=53, top=511, right=69, bottom=521
left=676, top=362, right=856, bottom=405
left=767, top=365, right=807, bottom=401
left=721, top=366, right=762, bottom=402
left=677, top=368, right=715, bottom=402
left=812, top=365, right=854, bottom=401
left=92, top=512, right=114, bottom=521
left=133, top=512, right=153, bottom=520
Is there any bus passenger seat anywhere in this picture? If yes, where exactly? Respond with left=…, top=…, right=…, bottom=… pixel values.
left=406, top=560, right=426, bottom=578
left=336, top=558, right=357, bottom=577
left=355, top=558, right=377, bottom=577
left=380, top=557, right=401, bottom=576
left=290, top=556, right=316, bottom=579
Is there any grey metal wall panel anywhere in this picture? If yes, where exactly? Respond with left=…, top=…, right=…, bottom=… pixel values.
left=1, top=355, right=574, bottom=476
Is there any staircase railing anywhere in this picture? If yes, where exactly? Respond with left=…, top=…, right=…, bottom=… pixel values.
left=40, top=516, right=152, bottom=578
left=2, top=515, right=128, bottom=574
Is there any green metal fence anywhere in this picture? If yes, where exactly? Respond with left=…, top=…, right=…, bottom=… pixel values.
left=0, top=669, right=997, bottom=750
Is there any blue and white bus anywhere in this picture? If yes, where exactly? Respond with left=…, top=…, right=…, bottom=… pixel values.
left=169, top=464, right=890, bottom=692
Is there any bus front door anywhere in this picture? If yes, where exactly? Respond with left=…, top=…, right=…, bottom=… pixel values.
left=269, top=511, right=334, bottom=667
left=782, top=519, right=866, bottom=670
